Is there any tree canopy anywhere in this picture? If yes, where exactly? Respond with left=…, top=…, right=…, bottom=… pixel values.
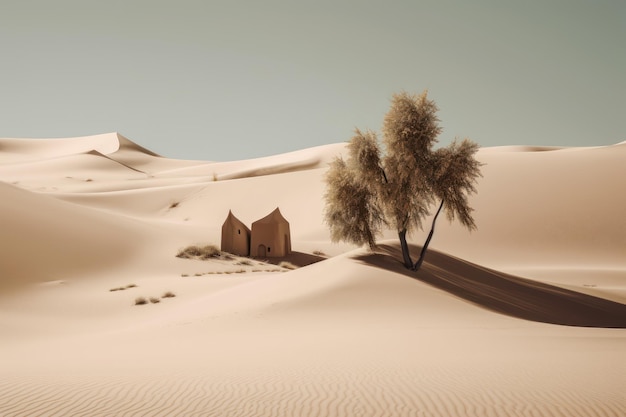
left=324, top=90, right=482, bottom=270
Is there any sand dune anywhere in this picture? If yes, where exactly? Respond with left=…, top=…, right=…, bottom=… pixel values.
left=0, top=134, right=624, bottom=416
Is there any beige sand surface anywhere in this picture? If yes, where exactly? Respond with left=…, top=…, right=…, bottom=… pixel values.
left=0, top=133, right=624, bottom=416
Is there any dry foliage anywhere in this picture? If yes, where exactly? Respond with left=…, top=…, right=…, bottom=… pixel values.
left=324, top=90, right=482, bottom=270
left=176, top=245, right=221, bottom=260
left=278, top=261, right=298, bottom=270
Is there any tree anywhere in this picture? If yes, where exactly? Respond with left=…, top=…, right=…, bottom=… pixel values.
left=324, top=90, right=482, bottom=270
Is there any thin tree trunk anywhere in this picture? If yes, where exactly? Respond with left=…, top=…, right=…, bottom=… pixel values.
left=413, top=199, right=445, bottom=271
left=398, top=229, right=413, bottom=269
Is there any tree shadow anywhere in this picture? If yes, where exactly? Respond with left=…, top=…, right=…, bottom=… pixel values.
left=354, top=244, right=626, bottom=328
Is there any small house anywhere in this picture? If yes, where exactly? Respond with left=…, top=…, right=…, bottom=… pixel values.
left=250, top=208, right=291, bottom=257
left=221, top=210, right=251, bottom=256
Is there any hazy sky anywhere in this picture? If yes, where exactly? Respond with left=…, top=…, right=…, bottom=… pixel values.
left=1, top=1, right=624, bottom=161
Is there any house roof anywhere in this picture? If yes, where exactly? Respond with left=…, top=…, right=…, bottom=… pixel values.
left=252, top=207, right=288, bottom=226
left=223, top=210, right=250, bottom=232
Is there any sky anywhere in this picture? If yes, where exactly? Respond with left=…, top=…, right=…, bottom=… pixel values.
left=1, top=0, right=624, bottom=161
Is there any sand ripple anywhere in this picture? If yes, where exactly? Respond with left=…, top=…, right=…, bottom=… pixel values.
left=1, top=362, right=623, bottom=417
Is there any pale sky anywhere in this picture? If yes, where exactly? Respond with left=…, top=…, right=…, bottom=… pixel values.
left=1, top=0, right=624, bottom=161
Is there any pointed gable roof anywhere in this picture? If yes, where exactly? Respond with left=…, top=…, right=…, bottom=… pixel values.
left=252, top=207, right=288, bottom=225
left=223, top=210, right=250, bottom=232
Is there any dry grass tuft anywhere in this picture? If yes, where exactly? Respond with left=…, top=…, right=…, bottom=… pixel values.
left=176, top=245, right=221, bottom=260
left=149, top=297, right=161, bottom=304
left=110, top=284, right=137, bottom=292
left=162, top=291, right=176, bottom=298
left=236, top=259, right=253, bottom=266
left=169, top=201, right=180, bottom=209
left=278, top=261, right=299, bottom=270
left=135, top=297, right=148, bottom=305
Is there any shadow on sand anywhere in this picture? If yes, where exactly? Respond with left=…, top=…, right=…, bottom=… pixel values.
left=355, top=244, right=626, bottom=328
left=254, top=251, right=327, bottom=268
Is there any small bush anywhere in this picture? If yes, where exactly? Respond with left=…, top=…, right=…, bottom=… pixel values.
left=149, top=297, right=160, bottom=304
left=181, top=273, right=189, bottom=277
left=110, top=284, right=137, bottom=292
left=236, top=260, right=253, bottom=266
left=162, top=291, right=176, bottom=298
left=279, top=261, right=298, bottom=270
left=135, top=297, right=148, bottom=305
left=169, top=201, right=179, bottom=209
left=176, top=245, right=221, bottom=260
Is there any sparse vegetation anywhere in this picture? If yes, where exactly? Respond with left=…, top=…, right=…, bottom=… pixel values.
left=236, top=259, right=253, bottom=266
left=135, top=297, right=148, bottom=305
left=169, top=201, right=180, bottom=209
left=162, top=291, right=176, bottom=298
left=278, top=261, right=298, bottom=270
left=110, top=284, right=137, bottom=292
left=149, top=297, right=160, bottom=304
left=324, top=90, right=482, bottom=271
left=177, top=245, right=221, bottom=260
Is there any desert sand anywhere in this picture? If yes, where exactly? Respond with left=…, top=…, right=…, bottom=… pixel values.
left=1, top=132, right=625, bottom=416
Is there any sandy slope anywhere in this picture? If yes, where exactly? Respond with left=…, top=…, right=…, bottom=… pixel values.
left=0, top=133, right=625, bottom=416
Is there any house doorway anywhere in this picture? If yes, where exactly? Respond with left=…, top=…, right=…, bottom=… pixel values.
left=257, top=244, right=266, bottom=257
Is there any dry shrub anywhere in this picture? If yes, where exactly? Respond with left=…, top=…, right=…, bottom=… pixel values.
left=162, top=291, right=176, bottom=298
left=135, top=297, right=148, bottom=305
left=110, top=284, right=137, bottom=292
left=149, top=297, right=160, bottom=304
left=236, top=259, right=253, bottom=266
left=279, top=261, right=298, bottom=270
left=177, top=245, right=221, bottom=260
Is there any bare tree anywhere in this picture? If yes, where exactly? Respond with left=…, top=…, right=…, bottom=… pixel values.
left=324, top=90, right=482, bottom=270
